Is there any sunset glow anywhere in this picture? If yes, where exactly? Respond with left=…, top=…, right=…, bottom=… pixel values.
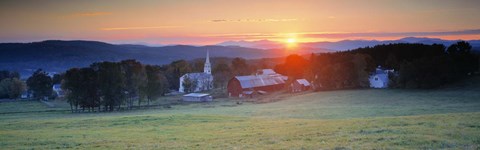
left=1, top=1, right=480, bottom=149
left=287, top=38, right=296, bottom=44
left=0, top=0, right=479, bottom=45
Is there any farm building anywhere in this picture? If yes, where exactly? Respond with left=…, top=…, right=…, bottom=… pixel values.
left=52, top=84, right=65, bottom=97
left=182, top=93, right=212, bottom=102
left=227, top=69, right=287, bottom=97
left=369, top=66, right=394, bottom=88
left=291, top=79, right=311, bottom=92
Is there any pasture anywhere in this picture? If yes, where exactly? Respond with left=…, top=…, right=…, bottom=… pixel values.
left=1, top=77, right=480, bottom=149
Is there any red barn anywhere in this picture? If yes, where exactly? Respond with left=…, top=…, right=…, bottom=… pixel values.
left=227, top=69, right=287, bottom=97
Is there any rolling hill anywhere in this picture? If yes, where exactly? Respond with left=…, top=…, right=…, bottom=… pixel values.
left=2, top=37, right=479, bottom=78
left=0, top=40, right=326, bottom=78
left=218, top=37, right=480, bottom=51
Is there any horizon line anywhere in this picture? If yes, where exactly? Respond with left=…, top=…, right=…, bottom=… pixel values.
left=1, top=36, right=479, bottom=46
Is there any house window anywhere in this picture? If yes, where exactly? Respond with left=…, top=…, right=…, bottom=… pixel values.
left=375, top=77, right=378, bottom=81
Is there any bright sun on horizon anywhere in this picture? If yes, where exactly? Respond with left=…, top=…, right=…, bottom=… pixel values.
left=287, top=38, right=296, bottom=44
left=286, top=38, right=298, bottom=49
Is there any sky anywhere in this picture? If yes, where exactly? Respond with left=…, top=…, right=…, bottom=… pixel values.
left=1, top=0, right=480, bottom=45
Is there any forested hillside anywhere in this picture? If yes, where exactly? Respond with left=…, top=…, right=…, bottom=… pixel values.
left=275, top=41, right=479, bottom=89
left=0, top=40, right=326, bottom=78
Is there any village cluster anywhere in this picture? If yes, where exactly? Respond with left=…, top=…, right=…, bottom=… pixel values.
left=179, top=50, right=391, bottom=102
left=43, top=50, right=393, bottom=103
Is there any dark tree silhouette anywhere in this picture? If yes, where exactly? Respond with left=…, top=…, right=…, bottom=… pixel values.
left=212, top=61, right=232, bottom=89
left=26, top=69, right=53, bottom=100
left=231, top=57, right=251, bottom=76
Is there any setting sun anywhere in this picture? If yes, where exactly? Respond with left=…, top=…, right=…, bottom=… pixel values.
left=286, top=38, right=298, bottom=49
left=287, top=38, right=296, bottom=43
left=1, top=1, right=480, bottom=149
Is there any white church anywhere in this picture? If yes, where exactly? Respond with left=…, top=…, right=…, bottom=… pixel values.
left=178, top=50, right=214, bottom=93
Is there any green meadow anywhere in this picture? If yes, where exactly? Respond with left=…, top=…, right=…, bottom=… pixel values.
left=1, top=77, right=480, bottom=149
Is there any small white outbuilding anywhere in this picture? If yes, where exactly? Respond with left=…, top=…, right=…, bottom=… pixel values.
left=369, top=67, right=394, bottom=88
left=182, top=93, right=212, bottom=102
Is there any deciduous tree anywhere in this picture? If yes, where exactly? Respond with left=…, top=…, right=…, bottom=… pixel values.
left=0, top=78, right=25, bottom=99
left=26, top=69, right=53, bottom=100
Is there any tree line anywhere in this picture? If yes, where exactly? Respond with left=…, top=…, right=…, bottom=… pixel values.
left=62, top=60, right=169, bottom=112
left=0, top=69, right=61, bottom=100
left=275, top=53, right=375, bottom=90
left=402, top=42, right=479, bottom=88
left=2, top=55, right=256, bottom=111
left=62, top=57, right=257, bottom=112
left=274, top=41, right=479, bottom=90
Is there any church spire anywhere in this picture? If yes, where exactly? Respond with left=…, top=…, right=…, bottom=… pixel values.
left=204, top=49, right=211, bottom=74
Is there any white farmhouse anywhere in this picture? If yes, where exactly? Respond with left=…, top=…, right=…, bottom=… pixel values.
left=52, top=84, right=65, bottom=97
left=179, top=50, right=213, bottom=93
left=369, top=66, right=394, bottom=88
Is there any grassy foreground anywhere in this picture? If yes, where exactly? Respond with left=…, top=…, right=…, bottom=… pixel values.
left=1, top=113, right=479, bottom=149
left=1, top=77, right=480, bottom=149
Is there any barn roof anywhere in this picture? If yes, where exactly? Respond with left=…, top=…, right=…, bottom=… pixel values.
left=296, top=79, right=311, bottom=86
left=235, top=74, right=287, bottom=89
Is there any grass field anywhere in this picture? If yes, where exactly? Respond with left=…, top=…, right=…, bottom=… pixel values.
left=1, top=77, right=480, bottom=149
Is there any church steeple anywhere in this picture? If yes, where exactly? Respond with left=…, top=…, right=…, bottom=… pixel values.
left=204, top=49, right=211, bottom=74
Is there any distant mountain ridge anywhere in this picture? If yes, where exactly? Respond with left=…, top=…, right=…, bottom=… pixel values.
left=217, top=40, right=284, bottom=49
left=1, top=37, right=479, bottom=78
left=0, top=40, right=326, bottom=77
left=218, top=37, right=480, bottom=51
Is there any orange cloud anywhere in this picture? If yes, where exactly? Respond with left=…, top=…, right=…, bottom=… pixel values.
left=210, top=18, right=298, bottom=23
left=100, top=26, right=183, bottom=31
left=74, top=12, right=112, bottom=17
left=205, top=29, right=480, bottom=39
